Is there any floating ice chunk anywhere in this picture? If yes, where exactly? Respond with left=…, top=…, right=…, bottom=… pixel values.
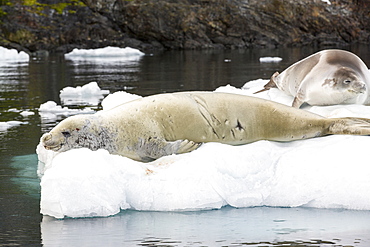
left=60, top=82, right=110, bottom=106
left=0, top=121, right=27, bottom=131
left=38, top=101, right=94, bottom=120
left=8, top=108, right=20, bottom=113
left=60, top=82, right=110, bottom=96
left=20, top=111, right=35, bottom=117
left=65, top=46, right=144, bottom=63
left=259, top=57, right=283, bottom=63
left=0, top=47, right=29, bottom=61
left=101, top=91, right=142, bottom=111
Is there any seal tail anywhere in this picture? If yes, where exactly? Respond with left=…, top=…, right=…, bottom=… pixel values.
left=327, top=117, right=370, bottom=136
left=254, top=71, right=279, bottom=94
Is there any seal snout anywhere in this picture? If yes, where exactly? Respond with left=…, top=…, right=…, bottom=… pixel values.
left=42, top=133, right=53, bottom=149
left=353, top=81, right=366, bottom=94
left=41, top=133, right=62, bottom=151
left=42, top=133, right=52, bottom=143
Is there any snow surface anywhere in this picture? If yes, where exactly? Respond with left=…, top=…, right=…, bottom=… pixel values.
left=0, top=46, right=29, bottom=62
left=64, top=46, right=145, bottom=63
left=259, top=57, right=283, bottom=63
left=37, top=80, right=370, bottom=219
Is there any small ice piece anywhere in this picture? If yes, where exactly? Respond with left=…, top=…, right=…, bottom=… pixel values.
left=60, top=82, right=110, bottom=106
left=38, top=101, right=94, bottom=119
left=321, top=0, right=331, bottom=4
left=259, top=57, right=283, bottom=63
left=0, top=121, right=27, bottom=131
left=20, top=111, right=35, bottom=117
left=8, top=108, right=20, bottom=113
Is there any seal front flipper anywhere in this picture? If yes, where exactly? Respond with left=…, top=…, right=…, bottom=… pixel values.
left=137, top=137, right=202, bottom=162
left=292, top=93, right=305, bottom=108
left=174, top=139, right=202, bottom=155
left=254, top=71, right=279, bottom=94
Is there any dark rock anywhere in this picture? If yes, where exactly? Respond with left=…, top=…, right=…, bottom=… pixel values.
left=0, top=0, right=369, bottom=54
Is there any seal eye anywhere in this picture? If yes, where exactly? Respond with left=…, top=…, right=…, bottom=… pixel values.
left=62, top=131, right=71, bottom=138
left=344, top=79, right=351, bottom=84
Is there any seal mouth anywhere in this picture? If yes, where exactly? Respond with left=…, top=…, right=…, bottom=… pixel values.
left=348, top=89, right=365, bottom=94
left=43, top=143, right=63, bottom=151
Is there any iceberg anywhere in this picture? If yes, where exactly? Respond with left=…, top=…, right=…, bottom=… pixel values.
left=0, top=46, right=29, bottom=62
left=37, top=80, right=370, bottom=218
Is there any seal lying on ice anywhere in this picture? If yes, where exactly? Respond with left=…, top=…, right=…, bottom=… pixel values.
left=258, top=49, right=370, bottom=108
left=41, top=92, right=370, bottom=162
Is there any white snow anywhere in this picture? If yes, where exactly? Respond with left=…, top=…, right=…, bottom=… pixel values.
left=259, top=57, right=282, bottom=63
left=64, top=46, right=145, bottom=63
left=37, top=80, right=370, bottom=218
left=0, top=47, right=29, bottom=62
left=59, top=82, right=110, bottom=106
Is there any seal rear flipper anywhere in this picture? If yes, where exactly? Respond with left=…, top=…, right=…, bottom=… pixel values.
left=254, top=72, right=279, bottom=94
left=328, top=117, right=370, bottom=136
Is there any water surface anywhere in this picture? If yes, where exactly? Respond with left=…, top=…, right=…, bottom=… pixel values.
left=1, top=46, right=370, bottom=246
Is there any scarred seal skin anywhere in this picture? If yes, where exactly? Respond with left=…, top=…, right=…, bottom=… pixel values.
left=41, top=92, right=370, bottom=162
left=258, top=49, right=370, bottom=108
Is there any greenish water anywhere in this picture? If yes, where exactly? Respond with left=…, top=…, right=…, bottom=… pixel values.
left=1, top=46, right=370, bottom=246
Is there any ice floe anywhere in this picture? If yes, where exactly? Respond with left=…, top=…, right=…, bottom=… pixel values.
left=60, top=82, right=110, bottom=106
left=64, top=46, right=145, bottom=64
left=37, top=80, right=370, bottom=218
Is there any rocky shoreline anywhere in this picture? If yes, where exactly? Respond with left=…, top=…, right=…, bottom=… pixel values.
left=0, top=0, right=369, bottom=54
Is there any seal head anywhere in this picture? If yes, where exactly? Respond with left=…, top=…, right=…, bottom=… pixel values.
left=42, top=114, right=117, bottom=153
left=305, top=67, right=368, bottom=107
left=257, top=50, right=370, bottom=108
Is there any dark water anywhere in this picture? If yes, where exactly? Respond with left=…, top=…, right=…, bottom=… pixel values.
left=1, top=45, right=370, bottom=246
